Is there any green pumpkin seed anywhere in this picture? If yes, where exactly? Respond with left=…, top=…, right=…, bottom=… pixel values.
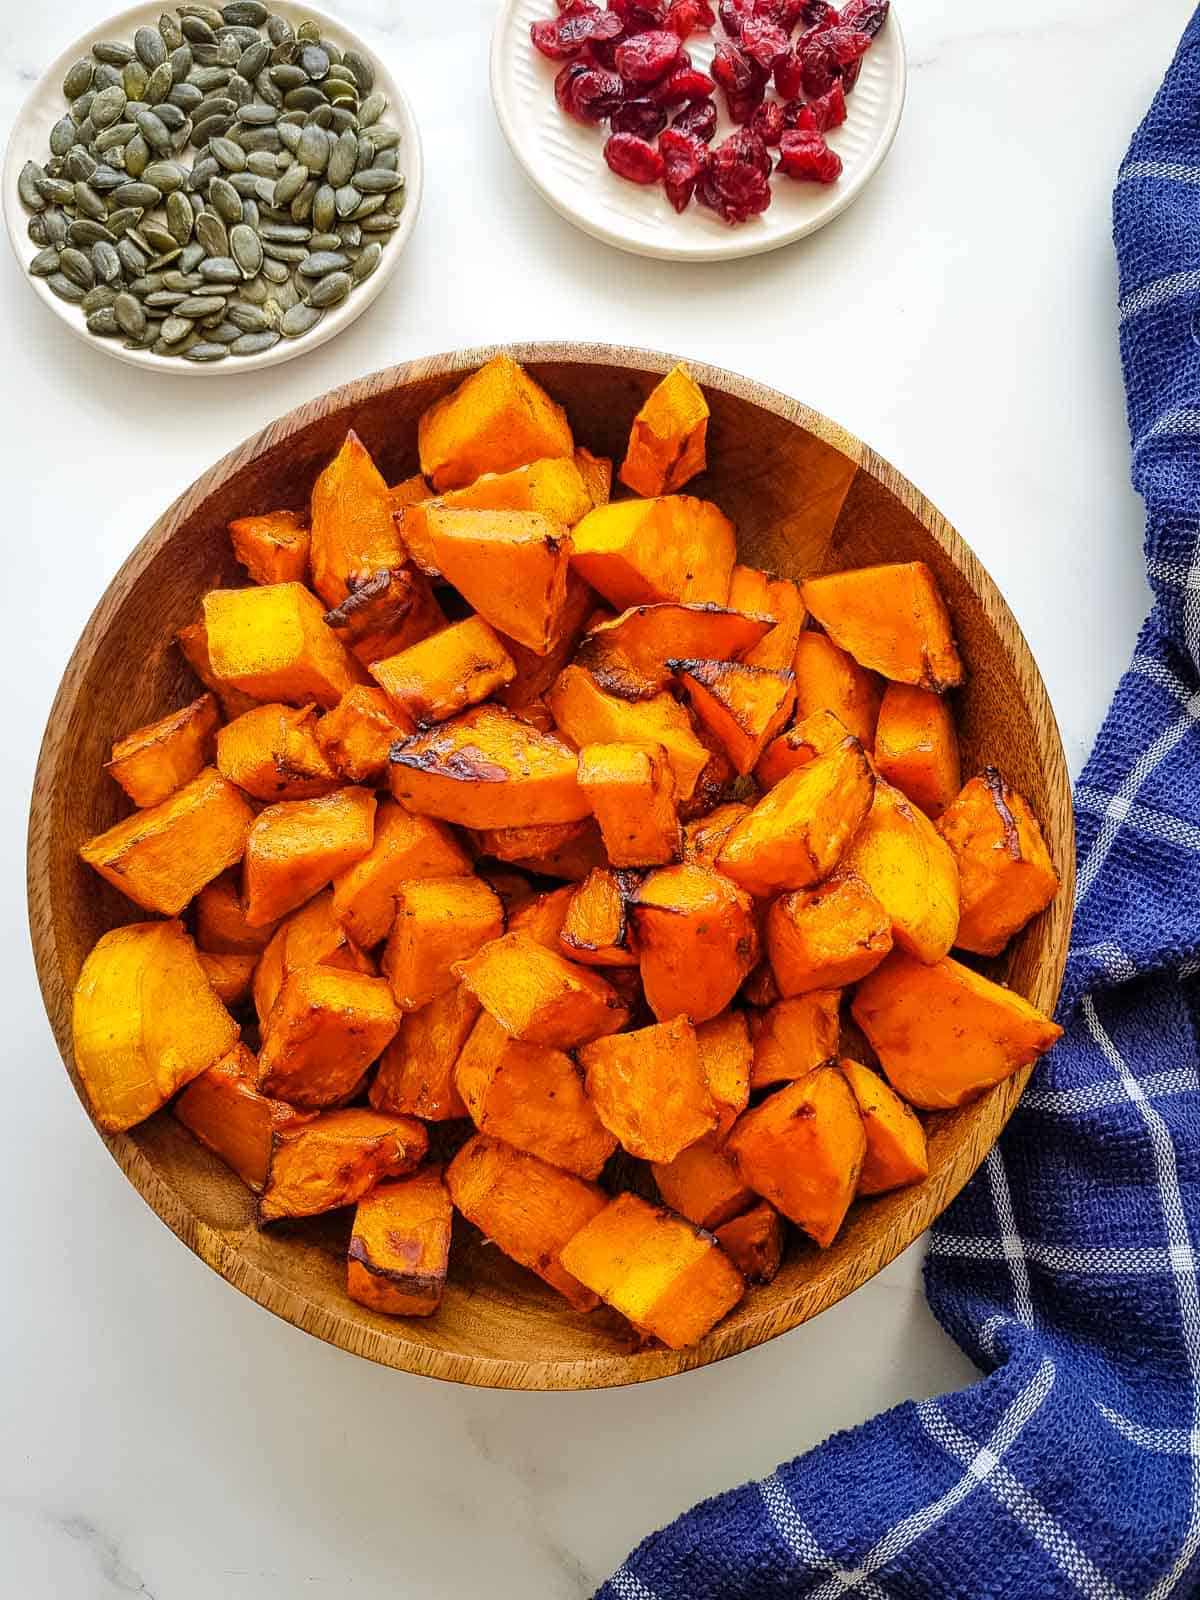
left=230, top=328, right=280, bottom=355
left=105, top=208, right=142, bottom=238
left=124, top=60, right=150, bottom=100
left=360, top=211, right=401, bottom=234
left=289, top=180, right=317, bottom=222
left=239, top=101, right=279, bottom=128
left=326, top=129, right=357, bottom=188
left=141, top=222, right=177, bottom=253
left=355, top=167, right=402, bottom=195
left=263, top=239, right=306, bottom=263
left=311, top=183, right=335, bottom=232
left=91, top=84, right=127, bottom=129
left=112, top=180, right=160, bottom=209
left=204, top=319, right=241, bottom=342
left=226, top=221, right=262, bottom=276
left=243, top=150, right=277, bottom=178
left=47, top=272, right=85, bottom=303
left=93, top=40, right=134, bottom=67
left=155, top=101, right=188, bottom=131
left=198, top=255, right=240, bottom=284
left=296, top=19, right=321, bottom=44
left=163, top=268, right=201, bottom=290
left=272, top=162, right=308, bottom=205
left=208, top=134, right=244, bottom=172
left=160, top=314, right=193, bottom=342
left=209, top=175, right=243, bottom=222
left=82, top=284, right=117, bottom=312
left=351, top=241, right=382, bottom=283
left=305, top=103, right=334, bottom=132
left=63, top=57, right=95, bottom=98
left=64, top=146, right=97, bottom=182
left=27, top=215, right=48, bottom=245
left=183, top=341, right=228, bottom=361
left=371, top=125, right=400, bottom=153
left=143, top=159, right=187, bottom=192
left=338, top=221, right=362, bottom=248
left=29, top=247, right=60, bottom=277
left=328, top=106, right=357, bottom=135
left=117, top=237, right=148, bottom=275
left=276, top=119, right=303, bottom=149
left=280, top=301, right=321, bottom=337
left=166, top=191, right=195, bottom=243
left=49, top=117, right=77, bottom=158
left=343, top=49, right=374, bottom=94
left=123, top=132, right=151, bottom=177
left=269, top=63, right=306, bottom=91
left=334, top=184, right=360, bottom=219
left=181, top=16, right=217, bottom=45
left=179, top=241, right=206, bottom=271
left=145, top=288, right=186, bottom=308
left=351, top=192, right=385, bottom=220
left=306, top=231, right=340, bottom=251
left=284, top=86, right=326, bottom=113
left=260, top=256, right=289, bottom=283
left=160, top=12, right=184, bottom=49
left=18, top=161, right=46, bottom=211
left=237, top=127, right=281, bottom=154
left=145, top=60, right=175, bottom=104
left=68, top=218, right=115, bottom=247
left=59, top=246, right=95, bottom=288
left=240, top=272, right=269, bottom=303
left=195, top=211, right=230, bottom=255
left=92, top=120, right=135, bottom=152
left=113, top=291, right=146, bottom=334
left=297, top=122, right=329, bottom=173
left=298, top=248, right=349, bottom=277
left=191, top=66, right=232, bottom=92
left=168, top=80, right=202, bottom=111
left=37, top=177, right=75, bottom=206
left=91, top=240, right=122, bottom=283
left=176, top=293, right=227, bottom=317
left=93, top=64, right=123, bottom=90
left=73, top=182, right=106, bottom=221
left=181, top=4, right=225, bottom=27
left=265, top=12, right=292, bottom=43
left=306, top=269, right=349, bottom=308
left=300, top=44, right=329, bottom=80
left=358, top=91, right=386, bottom=128
left=86, top=306, right=121, bottom=336
left=169, top=43, right=194, bottom=82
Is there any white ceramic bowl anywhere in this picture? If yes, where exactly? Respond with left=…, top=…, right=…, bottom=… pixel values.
left=2, top=1, right=423, bottom=375
left=491, top=1, right=906, bottom=263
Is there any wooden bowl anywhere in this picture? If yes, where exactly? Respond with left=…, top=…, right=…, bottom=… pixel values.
left=28, top=343, right=1074, bottom=1390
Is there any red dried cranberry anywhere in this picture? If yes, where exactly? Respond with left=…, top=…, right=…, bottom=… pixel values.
left=614, top=28, right=683, bottom=82
left=655, top=64, right=715, bottom=105
left=773, top=47, right=803, bottom=98
left=532, top=18, right=579, bottom=60
left=659, top=126, right=708, bottom=209
left=799, top=0, right=838, bottom=22
left=698, top=162, right=771, bottom=223
left=554, top=59, right=590, bottom=109
left=739, top=16, right=790, bottom=67
left=823, top=26, right=871, bottom=65
left=561, top=64, right=625, bottom=120
left=608, top=0, right=668, bottom=24
left=717, top=0, right=753, bottom=40
left=749, top=98, right=784, bottom=145
left=605, top=130, right=666, bottom=182
left=703, top=127, right=772, bottom=214
left=777, top=128, right=842, bottom=182
left=532, top=3, right=624, bottom=59
left=670, top=95, right=718, bottom=141
left=750, top=0, right=806, bottom=26
left=841, top=55, right=861, bottom=92
left=795, top=78, right=845, bottom=130
left=611, top=95, right=669, bottom=137
left=839, top=0, right=888, bottom=37
left=663, top=0, right=715, bottom=37
left=799, top=36, right=836, bottom=96
left=712, top=41, right=768, bottom=118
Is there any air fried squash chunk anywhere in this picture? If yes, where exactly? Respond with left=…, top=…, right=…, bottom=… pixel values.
left=631, top=863, right=759, bottom=1024
left=936, top=769, right=1059, bottom=956
left=579, top=1015, right=717, bottom=1164
left=106, top=692, right=220, bottom=808
left=348, top=1168, right=453, bottom=1317
left=455, top=931, right=630, bottom=1048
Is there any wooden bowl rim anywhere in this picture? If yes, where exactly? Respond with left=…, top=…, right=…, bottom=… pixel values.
left=27, top=341, right=1075, bottom=1390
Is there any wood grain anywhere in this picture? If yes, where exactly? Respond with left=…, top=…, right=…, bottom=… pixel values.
left=27, top=342, right=1075, bottom=1390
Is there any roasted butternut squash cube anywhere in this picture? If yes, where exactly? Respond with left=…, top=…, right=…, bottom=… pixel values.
left=792, top=631, right=881, bottom=749
left=714, top=1202, right=784, bottom=1284
left=315, top=686, right=411, bottom=784
left=495, top=571, right=597, bottom=710
left=390, top=705, right=589, bottom=828
left=80, top=766, right=254, bottom=916
left=619, top=364, right=710, bottom=497
left=436, top=455, right=591, bottom=526
left=631, top=863, right=759, bottom=1024
left=348, top=1168, right=453, bottom=1317
left=195, top=871, right=278, bottom=956
left=243, top=786, right=377, bottom=926
left=852, top=951, right=1063, bottom=1109
left=841, top=778, right=960, bottom=963
left=801, top=563, right=964, bottom=692
left=259, top=1106, right=428, bottom=1222
left=446, top=1133, right=606, bottom=1309
left=253, top=887, right=375, bottom=1025
left=549, top=665, right=709, bottom=802
left=874, top=683, right=961, bottom=821
left=936, top=769, right=1060, bottom=956
left=424, top=507, right=574, bottom=656
left=579, top=1015, right=716, bottom=1163
left=559, top=1192, right=745, bottom=1349
left=756, top=709, right=850, bottom=791
left=728, top=1065, right=865, bottom=1247
left=418, top=354, right=574, bottom=493
left=674, top=659, right=796, bottom=777
left=575, top=601, right=773, bottom=700
left=371, top=615, right=516, bottom=727
left=508, top=883, right=576, bottom=949
left=382, top=876, right=506, bottom=1011
left=475, top=816, right=607, bottom=881
left=729, top=568, right=806, bottom=674
left=176, top=615, right=260, bottom=721
left=454, top=930, right=629, bottom=1048
left=174, top=1045, right=314, bottom=1190
left=369, top=982, right=479, bottom=1120
left=72, top=920, right=240, bottom=1133
left=697, top=1010, right=752, bottom=1139
left=839, top=1058, right=929, bottom=1196
left=323, top=561, right=448, bottom=669
left=216, top=702, right=340, bottom=801
left=682, top=801, right=752, bottom=869
left=575, top=447, right=613, bottom=507
left=455, top=1012, right=617, bottom=1177
left=308, top=429, right=404, bottom=608
left=651, top=1132, right=755, bottom=1230
left=331, top=798, right=472, bottom=950
left=749, top=991, right=842, bottom=1090
left=767, top=873, right=893, bottom=995
left=258, top=966, right=401, bottom=1108
left=203, top=583, right=367, bottom=709
left=717, top=736, right=875, bottom=898
left=106, top=692, right=220, bottom=808
left=229, top=509, right=310, bottom=586
left=570, top=495, right=736, bottom=610
left=388, top=473, right=431, bottom=511
left=578, top=740, right=682, bottom=868
left=560, top=868, right=641, bottom=967
left=197, top=949, right=256, bottom=1006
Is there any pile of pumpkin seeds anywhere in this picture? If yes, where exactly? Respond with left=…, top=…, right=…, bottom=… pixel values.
left=18, top=4, right=405, bottom=361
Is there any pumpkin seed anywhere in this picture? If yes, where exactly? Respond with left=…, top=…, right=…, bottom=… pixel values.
left=145, top=60, right=175, bottom=104
left=116, top=237, right=148, bottom=275
left=91, top=241, right=122, bottom=283
left=371, top=125, right=400, bottom=153
left=360, top=210, right=401, bottom=234
left=259, top=255, right=288, bottom=282
left=64, top=146, right=96, bottom=182
left=93, top=40, right=135, bottom=67
left=87, top=307, right=121, bottom=336
left=59, top=246, right=95, bottom=288
left=205, top=319, right=242, bottom=342
left=351, top=241, right=382, bottom=282
left=198, top=255, right=241, bottom=284
left=69, top=182, right=102, bottom=222
left=280, top=300, right=321, bottom=336
left=37, top=176, right=75, bottom=205
left=209, top=135, right=245, bottom=172
left=106, top=208, right=143, bottom=238
left=355, top=166, right=402, bottom=194
left=180, top=240, right=206, bottom=271
left=300, top=44, right=329, bottom=80
left=68, top=218, right=116, bottom=247
left=351, top=191, right=385, bottom=220
left=311, top=183, right=335, bottom=232
left=284, top=86, right=326, bottom=113
left=180, top=4, right=225, bottom=26
left=134, top=109, right=171, bottom=150
left=124, top=133, right=151, bottom=176
left=183, top=340, right=228, bottom=360
left=176, top=293, right=227, bottom=317
left=143, top=159, right=187, bottom=192
left=190, top=66, right=232, bottom=92
left=266, top=13, right=292, bottom=44
left=333, top=184, right=360, bottom=219
left=272, top=162, right=308, bottom=205
left=240, top=272, right=269, bottom=303
left=47, top=272, right=85, bottom=302
left=358, top=91, right=386, bottom=128
left=343, top=49, right=374, bottom=93
left=235, top=39, right=270, bottom=80
left=338, top=221, right=361, bottom=248
left=209, top=175, right=243, bottom=222
left=82, top=284, right=117, bottom=312
left=63, top=58, right=94, bottom=98
left=181, top=16, right=217, bottom=45
left=298, top=248, right=349, bottom=277
left=18, top=160, right=47, bottom=210
left=160, top=12, right=184, bottom=49
left=239, top=101, right=278, bottom=128
left=237, top=127, right=281, bottom=153
left=49, top=117, right=77, bottom=157
left=160, top=314, right=193, bottom=342
left=230, top=328, right=280, bottom=355
left=112, top=180, right=160, bottom=209
left=142, top=222, right=178, bottom=253
left=307, top=231, right=340, bottom=252
left=167, top=80, right=202, bottom=113
left=166, top=191, right=195, bottom=243
left=90, top=84, right=127, bottom=129
left=27, top=216, right=48, bottom=246
left=226, top=221, right=262, bottom=276
left=155, top=102, right=188, bottom=131
left=91, top=121, right=134, bottom=153
left=30, top=247, right=60, bottom=277
left=114, top=291, right=147, bottom=334
left=262, top=239, right=307, bottom=263
left=145, top=288, right=186, bottom=308
left=93, top=65, right=123, bottom=90
left=196, top=211, right=230, bottom=255
left=326, top=128, right=357, bottom=188
left=289, top=179, right=317, bottom=221
left=306, top=268, right=348, bottom=308
left=124, top=60, right=150, bottom=100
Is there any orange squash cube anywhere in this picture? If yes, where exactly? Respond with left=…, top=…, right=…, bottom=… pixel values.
left=454, top=930, right=629, bottom=1048
left=472, top=817, right=607, bottom=882
left=559, top=867, right=641, bottom=967
left=106, top=692, right=220, bottom=808
left=579, top=1015, right=717, bottom=1163
left=575, top=446, right=612, bottom=506
left=756, top=709, right=851, bottom=791
left=315, top=686, right=412, bottom=784
left=369, top=982, right=478, bottom=1120
left=258, top=966, right=401, bottom=1108
left=576, top=601, right=773, bottom=699
left=674, top=659, right=796, bottom=776
left=434, top=454, right=591, bottom=527
left=792, top=631, right=881, bottom=749
left=176, top=615, right=260, bottom=721
left=697, top=1010, right=752, bottom=1138
left=549, top=664, right=709, bottom=802
left=749, top=992, right=842, bottom=1090
left=174, top=1045, right=315, bottom=1190
left=874, top=683, right=961, bottom=821
left=840, top=1058, right=929, bottom=1196
left=424, top=506, right=574, bottom=656
left=252, top=887, right=375, bottom=1025
left=801, top=563, right=964, bottom=692
left=631, top=863, right=759, bottom=1023
left=382, top=876, right=506, bottom=1011
left=370, top=614, right=516, bottom=726
left=508, top=883, right=576, bottom=949
left=570, top=495, right=736, bottom=610
left=418, top=354, right=574, bottom=492
left=216, top=702, right=340, bottom=801
left=331, top=798, right=472, bottom=950
left=728, top=568, right=806, bottom=674
left=682, top=801, right=752, bottom=869
left=195, top=870, right=278, bottom=956
left=243, top=785, right=377, bottom=926
left=259, top=1107, right=428, bottom=1222
left=229, top=508, right=310, bottom=586
left=323, top=560, right=448, bottom=667
left=196, top=949, right=256, bottom=1006
left=388, top=472, right=430, bottom=512
left=714, top=1202, right=785, bottom=1284
left=651, top=1133, right=755, bottom=1230
left=767, top=873, right=893, bottom=995
left=348, top=1168, right=453, bottom=1317
left=578, top=740, right=682, bottom=868
left=202, top=583, right=367, bottom=709
left=936, top=770, right=1060, bottom=956
left=619, top=364, right=710, bottom=497
left=308, top=429, right=404, bottom=609
left=841, top=778, right=960, bottom=963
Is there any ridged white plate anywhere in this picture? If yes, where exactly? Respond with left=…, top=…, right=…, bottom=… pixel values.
left=491, top=1, right=906, bottom=262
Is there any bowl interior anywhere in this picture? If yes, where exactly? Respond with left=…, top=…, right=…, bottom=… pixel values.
left=29, top=345, right=1074, bottom=1388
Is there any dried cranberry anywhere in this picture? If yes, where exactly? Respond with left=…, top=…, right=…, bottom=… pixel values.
left=773, top=47, right=803, bottom=98
left=799, top=36, right=836, bottom=96
left=779, top=97, right=805, bottom=128
left=554, top=59, right=590, bottom=109
left=750, top=0, right=807, bottom=26
left=608, top=0, right=668, bottom=24
left=659, top=126, right=708, bottom=209
left=663, top=0, right=715, bottom=37
left=739, top=16, right=790, bottom=67
left=777, top=127, right=841, bottom=182
left=613, top=28, right=683, bottom=81
left=795, top=78, right=845, bottom=130
left=799, top=0, right=838, bottom=22
left=703, top=127, right=773, bottom=215
left=718, top=0, right=753, bottom=40
left=711, top=41, right=769, bottom=120
left=671, top=95, right=718, bottom=141
left=560, top=64, right=625, bottom=120
left=823, top=26, right=871, bottom=65
left=698, top=161, right=771, bottom=223
left=532, top=17, right=580, bottom=60
left=749, top=98, right=784, bottom=145
left=532, top=3, right=624, bottom=59
left=612, top=95, right=669, bottom=136
left=655, top=64, right=715, bottom=104
left=841, top=55, right=861, bottom=92
left=839, top=0, right=888, bottom=37
left=605, top=130, right=666, bottom=181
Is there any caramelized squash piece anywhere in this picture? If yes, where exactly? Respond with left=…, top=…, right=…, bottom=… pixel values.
left=308, top=430, right=404, bottom=608
left=253, top=887, right=375, bottom=1025
left=72, top=920, right=239, bottom=1133
left=424, top=507, right=573, bottom=655
left=682, top=801, right=752, bottom=870
left=631, top=863, right=759, bottom=1024
left=717, top=736, right=875, bottom=898
left=714, top=1202, right=785, bottom=1284
left=315, top=685, right=410, bottom=784
left=454, top=930, right=629, bottom=1048
left=332, top=798, right=472, bottom=950
left=472, top=817, right=607, bottom=882
left=559, top=1192, right=745, bottom=1349
left=418, top=354, right=574, bottom=492
left=801, top=563, right=964, bottom=692
left=258, top=967, right=400, bottom=1108
left=729, top=568, right=806, bottom=674
left=446, top=1132, right=606, bottom=1309
left=229, top=509, right=310, bottom=586
left=176, top=615, right=259, bottom=721
left=575, top=446, right=613, bottom=507
left=576, top=601, right=772, bottom=700
left=874, top=684, right=961, bottom=820
left=674, top=659, right=796, bottom=776
left=196, top=949, right=256, bottom=1006
left=651, top=1132, right=755, bottom=1230
left=840, top=1058, right=929, bottom=1196
left=195, top=871, right=278, bottom=956
left=369, top=982, right=478, bottom=1120
left=756, top=709, right=850, bottom=791
left=580, top=1015, right=716, bottom=1163
left=792, top=632, right=881, bottom=749
left=387, top=473, right=431, bottom=512
left=841, top=778, right=960, bottom=963
left=382, top=876, right=506, bottom=1011
left=749, top=991, right=842, bottom=1090
left=619, top=364, right=710, bottom=497
left=570, top=495, right=736, bottom=610
left=455, top=1012, right=617, bottom=1177
left=243, top=786, right=376, bottom=926
left=217, top=702, right=340, bottom=801
left=495, top=571, right=597, bottom=710
left=436, top=455, right=591, bottom=526
left=348, top=1168, right=453, bottom=1317
left=80, top=766, right=254, bottom=916
left=259, top=1107, right=428, bottom=1222
left=390, top=705, right=589, bottom=827
left=106, top=692, right=220, bottom=808
left=560, top=867, right=641, bottom=967
left=728, top=1065, right=866, bottom=1247
left=937, top=769, right=1060, bottom=956
left=371, top=615, right=516, bottom=727
left=323, top=561, right=448, bottom=668
left=508, top=884, right=576, bottom=949
left=767, top=873, right=893, bottom=995
left=203, top=583, right=367, bottom=709
left=697, top=1011, right=752, bottom=1138
left=549, top=665, right=709, bottom=802
left=174, top=1045, right=314, bottom=1190
left=852, top=951, right=1063, bottom=1110
left=578, top=740, right=682, bottom=868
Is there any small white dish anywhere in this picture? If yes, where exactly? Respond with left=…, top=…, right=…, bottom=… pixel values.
left=3, top=0, right=423, bottom=375
left=491, top=2, right=906, bottom=263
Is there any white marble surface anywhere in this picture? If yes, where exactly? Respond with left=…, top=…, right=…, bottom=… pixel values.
left=0, top=1, right=1185, bottom=1594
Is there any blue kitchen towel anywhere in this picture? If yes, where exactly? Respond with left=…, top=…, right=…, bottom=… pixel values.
left=597, top=14, right=1200, bottom=1600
